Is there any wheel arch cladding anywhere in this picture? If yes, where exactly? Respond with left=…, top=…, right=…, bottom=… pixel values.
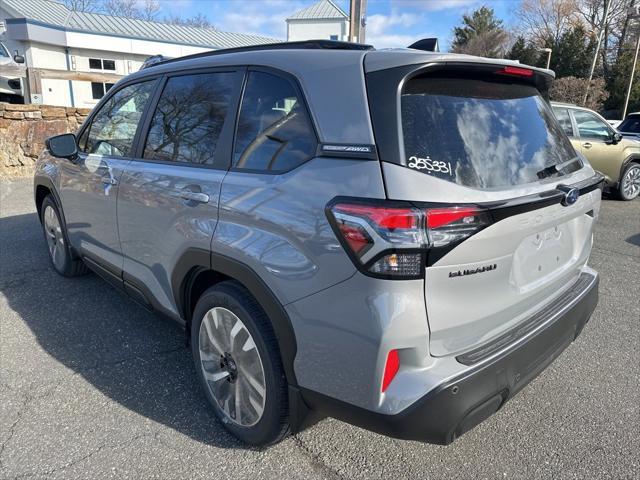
left=173, top=249, right=298, bottom=385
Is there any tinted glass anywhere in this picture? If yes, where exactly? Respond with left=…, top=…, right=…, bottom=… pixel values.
left=553, top=107, right=574, bottom=137
left=144, top=72, right=234, bottom=165
left=401, top=76, right=580, bottom=189
left=233, top=71, right=316, bottom=172
left=84, top=80, right=155, bottom=157
left=89, top=58, right=102, bottom=69
left=102, top=59, right=116, bottom=71
left=617, top=115, right=640, bottom=134
left=573, top=110, right=611, bottom=140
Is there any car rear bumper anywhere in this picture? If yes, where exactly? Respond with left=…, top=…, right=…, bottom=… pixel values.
left=301, top=269, right=599, bottom=444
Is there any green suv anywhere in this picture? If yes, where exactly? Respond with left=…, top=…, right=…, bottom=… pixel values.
left=552, top=102, right=640, bottom=200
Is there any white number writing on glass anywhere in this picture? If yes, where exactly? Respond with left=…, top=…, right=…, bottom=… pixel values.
left=407, top=156, right=453, bottom=176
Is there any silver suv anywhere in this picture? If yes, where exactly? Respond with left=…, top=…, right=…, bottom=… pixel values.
left=35, top=41, right=602, bottom=446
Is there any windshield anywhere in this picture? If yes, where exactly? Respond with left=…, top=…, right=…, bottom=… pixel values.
left=0, top=43, right=9, bottom=58
left=618, top=115, right=640, bottom=134
left=401, top=76, right=581, bottom=189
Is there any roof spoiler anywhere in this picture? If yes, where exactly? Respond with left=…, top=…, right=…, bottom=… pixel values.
left=408, top=38, right=439, bottom=52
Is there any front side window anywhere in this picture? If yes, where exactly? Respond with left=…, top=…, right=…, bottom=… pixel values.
left=143, top=72, right=234, bottom=165
left=233, top=71, right=316, bottom=172
left=0, top=43, right=9, bottom=58
left=83, top=80, right=155, bottom=157
left=573, top=110, right=612, bottom=140
left=553, top=107, right=574, bottom=137
left=401, top=76, right=580, bottom=189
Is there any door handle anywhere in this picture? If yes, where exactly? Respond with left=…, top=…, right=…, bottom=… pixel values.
left=582, top=142, right=592, bottom=149
left=178, top=191, right=209, bottom=204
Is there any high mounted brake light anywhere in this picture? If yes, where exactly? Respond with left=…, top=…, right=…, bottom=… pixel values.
left=497, top=66, right=534, bottom=77
left=327, top=201, right=491, bottom=279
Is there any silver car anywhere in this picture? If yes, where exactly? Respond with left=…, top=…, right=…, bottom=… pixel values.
left=34, top=40, right=602, bottom=446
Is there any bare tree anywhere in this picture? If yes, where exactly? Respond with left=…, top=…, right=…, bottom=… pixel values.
left=140, top=0, right=160, bottom=22
left=165, top=13, right=214, bottom=29
left=550, top=76, right=609, bottom=109
left=517, top=0, right=580, bottom=45
left=102, top=0, right=138, bottom=18
left=62, top=0, right=101, bottom=12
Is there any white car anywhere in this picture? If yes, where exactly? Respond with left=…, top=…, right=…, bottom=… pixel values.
left=607, top=119, right=622, bottom=129
left=0, top=42, right=25, bottom=102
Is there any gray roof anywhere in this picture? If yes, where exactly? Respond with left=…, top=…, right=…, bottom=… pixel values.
left=287, top=0, right=348, bottom=21
left=2, top=0, right=280, bottom=49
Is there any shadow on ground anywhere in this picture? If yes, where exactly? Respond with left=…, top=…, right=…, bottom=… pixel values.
left=0, top=211, right=251, bottom=450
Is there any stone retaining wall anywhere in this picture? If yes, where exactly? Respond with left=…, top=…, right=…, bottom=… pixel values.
left=0, top=103, right=92, bottom=178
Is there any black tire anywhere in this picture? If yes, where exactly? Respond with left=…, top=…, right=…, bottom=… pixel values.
left=191, top=280, right=290, bottom=446
left=615, top=162, right=640, bottom=201
left=40, top=195, right=88, bottom=277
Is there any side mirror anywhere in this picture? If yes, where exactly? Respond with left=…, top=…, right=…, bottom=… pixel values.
left=13, top=51, right=24, bottom=64
left=612, top=132, right=623, bottom=144
left=46, top=133, right=78, bottom=159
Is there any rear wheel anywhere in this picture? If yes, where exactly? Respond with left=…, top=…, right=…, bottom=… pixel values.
left=40, top=195, right=88, bottom=277
left=191, top=281, right=290, bottom=446
left=616, top=163, right=640, bottom=200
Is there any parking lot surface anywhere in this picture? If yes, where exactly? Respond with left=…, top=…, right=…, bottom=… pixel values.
left=1, top=177, right=639, bottom=479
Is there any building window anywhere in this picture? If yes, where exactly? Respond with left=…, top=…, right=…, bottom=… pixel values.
left=91, top=82, right=115, bottom=100
left=89, top=58, right=116, bottom=71
left=330, top=35, right=338, bottom=41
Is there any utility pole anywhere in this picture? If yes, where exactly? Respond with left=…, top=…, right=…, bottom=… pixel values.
left=583, top=0, right=611, bottom=106
left=622, top=7, right=640, bottom=119
left=349, top=0, right=367, bottom=43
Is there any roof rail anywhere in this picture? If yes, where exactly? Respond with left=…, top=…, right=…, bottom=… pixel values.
left=149, top=40, right=374, bottom=68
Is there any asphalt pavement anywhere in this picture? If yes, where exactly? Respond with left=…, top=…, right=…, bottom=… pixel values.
left=1, top=177, right=638, bottom=479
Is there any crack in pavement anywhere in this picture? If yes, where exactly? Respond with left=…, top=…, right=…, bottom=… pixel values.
left=0, top=346, right=186, bottom=472
left=10, top=432, right=154, bottom=480
left=291, top=434, right=346, bottom=480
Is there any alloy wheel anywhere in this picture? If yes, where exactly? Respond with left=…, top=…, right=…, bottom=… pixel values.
left=198, top=307, right=266, bottom=427
left=622, top=165, right=640, bottom=200
left=43, top=205, right=66, bottom=271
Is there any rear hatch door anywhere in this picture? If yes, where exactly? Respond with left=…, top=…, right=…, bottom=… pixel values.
left=366, top=60, right=602, bottom=357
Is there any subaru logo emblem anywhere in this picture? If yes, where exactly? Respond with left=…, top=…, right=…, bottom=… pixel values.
left=558, top=185, right=580, bottom=206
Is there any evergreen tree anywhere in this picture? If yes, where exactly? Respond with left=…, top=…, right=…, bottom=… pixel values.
left=451, top=7, right=509, bottom=58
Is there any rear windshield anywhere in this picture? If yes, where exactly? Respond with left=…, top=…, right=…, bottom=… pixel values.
left=401, top=76, right=581, bottom=189
left=618, top=115, right=640, bottom=133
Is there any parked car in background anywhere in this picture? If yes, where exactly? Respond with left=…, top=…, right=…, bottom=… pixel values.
left=552, top=102, right=640, bottom=200
left=35, top=41, right=603, bottom=446
left=0, top=41, right=25, bottom=103
left=616, top=112, right=640, bottom=139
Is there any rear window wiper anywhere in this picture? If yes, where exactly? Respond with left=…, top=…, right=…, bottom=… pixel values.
left=536, top=165, right=559, bottom=179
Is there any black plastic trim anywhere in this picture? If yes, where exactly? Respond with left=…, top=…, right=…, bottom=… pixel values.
left=300, top=272, right=598, bottom=444
left=172, top=249, right=298, bottom=386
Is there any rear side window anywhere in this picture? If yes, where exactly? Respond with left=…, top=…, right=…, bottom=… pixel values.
left=82, top=80, right=155, bottom=157
left=232, top=71, right=316, bottom=173
left=401, top=76, right=581, bottom=189
left=143, top=72, right=235, bottom=165
left=553, top=107, right=574, bottom=137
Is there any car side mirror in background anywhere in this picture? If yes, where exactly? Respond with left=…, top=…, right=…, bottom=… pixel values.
left=611, top=132, right=623, bottom=144
left=13, top=51, right=24, bottom=64
left=46, top=133, right=78, bottom=160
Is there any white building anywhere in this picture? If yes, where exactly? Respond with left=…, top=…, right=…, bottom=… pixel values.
left=286, top=0, right=349, bottom=42
left=0, top=0, right=278, bottom=108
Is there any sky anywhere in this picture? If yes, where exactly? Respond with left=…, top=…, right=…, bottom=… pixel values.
left=153, top=0, right=519, bottom=50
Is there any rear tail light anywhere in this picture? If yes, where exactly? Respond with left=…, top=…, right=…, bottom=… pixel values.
left=328, top=201, right=490, bottom=279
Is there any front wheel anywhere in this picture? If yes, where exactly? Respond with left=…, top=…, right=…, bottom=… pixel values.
left=191, top=281, right=290, bottom=446
left=616, top=163, right=640, bottom=201
left=40, top=195, right=88, bottom=277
